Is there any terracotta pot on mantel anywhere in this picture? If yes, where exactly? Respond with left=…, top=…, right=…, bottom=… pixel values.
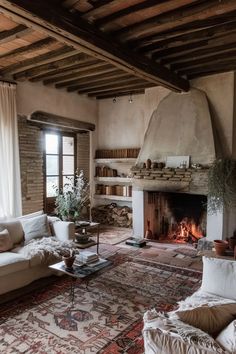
left=213, top=240, right=229, bottom=256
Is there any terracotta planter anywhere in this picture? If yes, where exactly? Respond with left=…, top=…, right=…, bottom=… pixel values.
left=214, top=240, right=228, bottom=256
left=229, top=237, right=236, bottom=251
left=62, top=256, right=75, bottom=269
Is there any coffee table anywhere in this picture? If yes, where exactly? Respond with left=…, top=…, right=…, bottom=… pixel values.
left=49, top=257, right=111, bottom=306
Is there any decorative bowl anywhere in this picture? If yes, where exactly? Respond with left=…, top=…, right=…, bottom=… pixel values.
left=75, top=233, right=90, bottom=244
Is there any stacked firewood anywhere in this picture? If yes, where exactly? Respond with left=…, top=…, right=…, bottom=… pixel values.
left=91, top=203, right=132, bottom=228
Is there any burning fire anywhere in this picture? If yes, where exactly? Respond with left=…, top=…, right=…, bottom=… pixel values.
left=168, top=217, right=204, bottom=244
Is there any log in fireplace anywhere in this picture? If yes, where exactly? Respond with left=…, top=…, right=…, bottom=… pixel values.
left=144, top=192, right=207, bottom=244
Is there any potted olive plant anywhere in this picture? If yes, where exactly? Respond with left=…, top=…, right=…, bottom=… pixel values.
left=54, top=170, right=90, bottom=221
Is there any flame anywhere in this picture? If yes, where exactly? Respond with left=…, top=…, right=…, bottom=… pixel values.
left=166, top=217, right=204, bottom=243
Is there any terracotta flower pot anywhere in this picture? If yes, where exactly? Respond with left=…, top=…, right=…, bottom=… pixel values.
left=229, top=237, right=236, bottom=251
left=214, top=240, right=228, bottom=256
left=62, top=255, right=75, bottom=269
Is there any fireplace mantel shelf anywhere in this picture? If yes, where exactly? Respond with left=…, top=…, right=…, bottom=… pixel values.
left=132, top=170, right=208, bottom=195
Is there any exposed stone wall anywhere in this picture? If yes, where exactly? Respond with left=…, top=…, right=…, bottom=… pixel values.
left=18, top=118, right=90, bottom=215
left=18, top=116, right=44, bottom=214
left=77, top=132, right=90, bottom=179
left=132, top=166, right=209, bottom=195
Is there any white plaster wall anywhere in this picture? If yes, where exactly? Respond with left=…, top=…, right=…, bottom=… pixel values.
left=16, top=81, right=98, bottom=124
left=191, top=72, right=234, bottom=157
left=97, top=86, right=169, bottom=149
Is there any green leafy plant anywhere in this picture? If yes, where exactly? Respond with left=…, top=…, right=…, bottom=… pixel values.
left=208, top=158, right=236, bottom=214
left=54, top=170, right=90, bottom=221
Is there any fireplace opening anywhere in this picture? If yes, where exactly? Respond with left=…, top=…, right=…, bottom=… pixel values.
left=144, top=192, right=207, bottom=244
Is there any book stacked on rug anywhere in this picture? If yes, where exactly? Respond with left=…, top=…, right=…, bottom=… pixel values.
left=125, top=237, right=146, bottom=247
left=77, top=251, right=99, bottom=264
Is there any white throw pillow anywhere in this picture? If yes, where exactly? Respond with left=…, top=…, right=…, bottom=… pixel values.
left=0, top=220, right=24, bottom=245
left=18, top=210, right=44, bottom=220
left=20, top=214, right=50, bottom=243
left=0, top=229, right=13, bottom=251
left=216, top=320, right=236, bottom=353
left=201, top=256, right=236, bottom=301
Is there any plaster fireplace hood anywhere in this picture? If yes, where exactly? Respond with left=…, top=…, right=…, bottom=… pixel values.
left=132, top=88, right=224, bottom=243
left=137, top=88, right=216, bottom=166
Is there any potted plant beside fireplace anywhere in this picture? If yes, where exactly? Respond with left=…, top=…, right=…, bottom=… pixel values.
left=208, top=158, right=236, bottom=214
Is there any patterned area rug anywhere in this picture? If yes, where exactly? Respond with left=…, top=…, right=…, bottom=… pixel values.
left=0, top=254, right=202, bottom=354
left=90, top=226, right=132, bottom=245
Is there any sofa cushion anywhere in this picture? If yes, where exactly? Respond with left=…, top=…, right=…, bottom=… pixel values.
left=216, top=320, right=236, bottom=352
left=20, top=214, right=50, bottom=243
left=176, top=303, right=236, bottom=337
left=201, top=256, right=236, bottom=301
left=18, top=210, right=44, bottom=220
left=143, top=310, right=224, bottom=354
left=0, top=220, right=24, bottom=245
left=0, top=229, right=13, bottom=252
left=0, top=252, right=29, bottom=277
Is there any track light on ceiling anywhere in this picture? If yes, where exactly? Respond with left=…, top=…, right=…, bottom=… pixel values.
left=129, top=94, right=133, bottom=103
left=113, top=96, right=116, bottom=103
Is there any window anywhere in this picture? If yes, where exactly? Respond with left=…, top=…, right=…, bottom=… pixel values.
left=44, top=131, right=76, bottom=213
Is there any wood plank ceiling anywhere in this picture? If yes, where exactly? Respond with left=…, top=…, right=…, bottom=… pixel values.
left=0, top=0, right=235, bottom=99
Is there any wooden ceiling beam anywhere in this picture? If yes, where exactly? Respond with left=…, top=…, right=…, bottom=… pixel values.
left=64, top=70, right=127, bottom=91
left=13, top=52, right=93, bottom=80
left=88, top=83, right=155, bottom=97
left=151, top=21, right=236, bottom=58
left=134, top=16, right=236, bottom=52
left=95, top=89, right=145, bottom=100
left=78, top=77, right=146, bottom=94
left=0, top=0, right=189, bottom=92
left=116, top=0, right=236, bottom=41
left=0, top=46, right=76, bottom=76
left=82, top=0, right=131, bottom=21
left=164, top=40, right=236, bottom=66
left=153, top=40, right=209, bottom=61
left=72, top=74, right=137, bottom=93
left=180, top=61, right=236, bottom=76
left=188, top=66, right=236, bottom=80
left=31, top=61, right=107, bottom=83
left=95, top=0, right=163, bottom=28
left=43, top=65, right=115, bottom=85
left=96, top=0, right=191, bottom=32
left=0, top=36, right=56, bottom=61
left=0, top=23, right=31, bottom=44
left=176, top=53, right=236, bottom=72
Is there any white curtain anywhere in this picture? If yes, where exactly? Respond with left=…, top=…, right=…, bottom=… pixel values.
left=0, top=82, right=22, bottom=218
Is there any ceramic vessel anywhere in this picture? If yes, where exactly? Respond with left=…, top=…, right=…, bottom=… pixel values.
left=62, top=255, right=75, bottom=269
left=213, top=240, right=228, bottom=256
left=229, top=237, right=236, bottom=251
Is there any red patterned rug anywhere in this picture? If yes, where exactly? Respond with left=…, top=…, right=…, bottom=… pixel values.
left=0, top=254, right=202, bottom=354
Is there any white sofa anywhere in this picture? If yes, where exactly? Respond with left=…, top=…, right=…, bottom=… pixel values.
left=0, top=212, right=75, bottom=295
left=143, top=257, right=236, bottom=354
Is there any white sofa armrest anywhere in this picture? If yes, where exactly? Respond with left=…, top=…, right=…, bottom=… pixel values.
left=51, top=221, right=75, bottom=241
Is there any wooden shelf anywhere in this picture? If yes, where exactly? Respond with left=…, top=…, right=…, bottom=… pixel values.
left=94, top=194, right=132, bottom=202
left=94, top=158, right=136, bottom=164
left=94, top=177, right=132, bottom=183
